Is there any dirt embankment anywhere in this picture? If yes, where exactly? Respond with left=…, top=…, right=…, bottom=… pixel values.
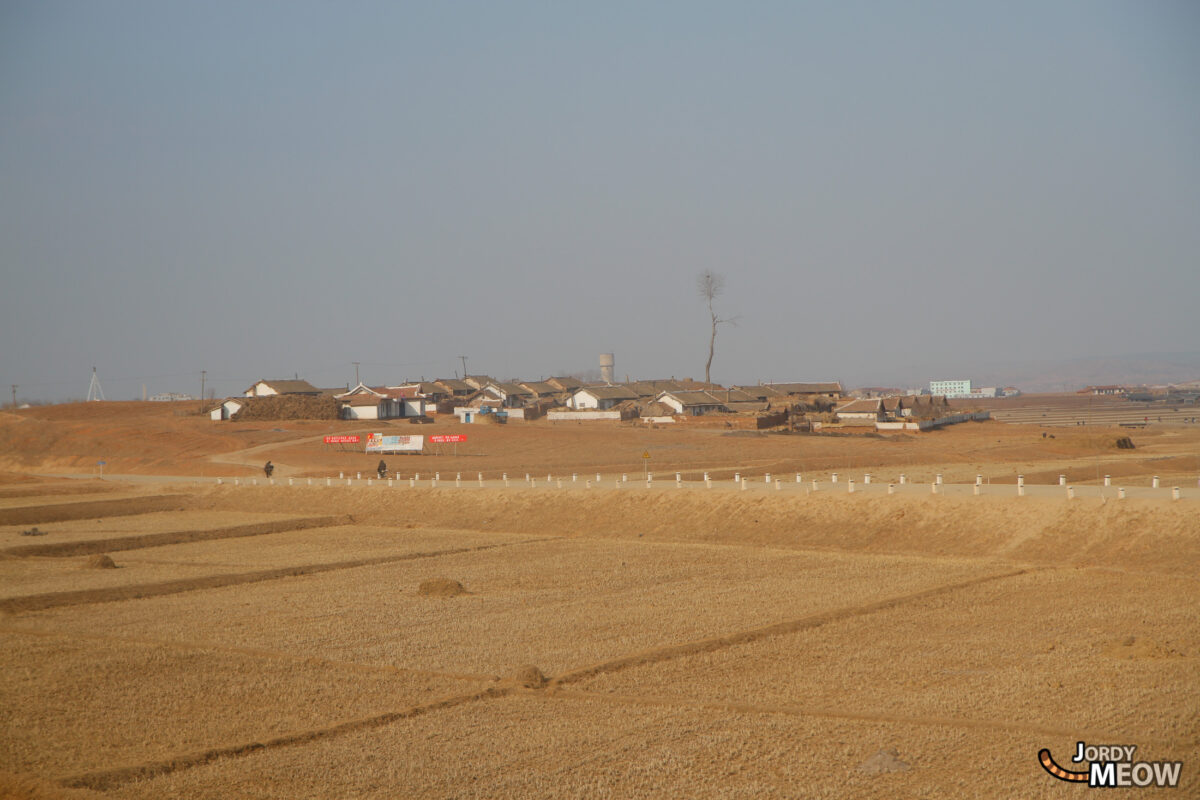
left=191, top=486, right=1200, bottom=575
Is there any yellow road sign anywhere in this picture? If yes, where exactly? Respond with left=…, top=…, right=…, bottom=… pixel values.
left=642, top=451, right=650, bottom=459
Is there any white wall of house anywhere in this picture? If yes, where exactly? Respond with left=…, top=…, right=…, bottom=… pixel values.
left=342, top=405, right=379, bottom=420
left=547, top=409, right=624, bottom=421
left=402, top=399, right=424, bottom=417
left=660, top=395, right=685, bottom=414
left=245, top=382, right=277, bottom=397
left=572, top=390, right=601, bottom=410
left=211, top=399, right=243, bottom=420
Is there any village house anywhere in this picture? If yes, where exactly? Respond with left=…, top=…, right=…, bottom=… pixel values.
left=432, top=379, right=475, bottom=398
left=335, top=383, right=426, bottom=420
left=570, top=385, right=639, bottom=410
left=243, top=379, right=323, bottom=397
left=517, top=381, right=561, bottom=399
left=482, top=382, right=535, bottom=408
left=655, top=390, right=729, bottom=416
left=546, top=376, right=584, bottom=392
left=834, top=398, right=884, bottom=424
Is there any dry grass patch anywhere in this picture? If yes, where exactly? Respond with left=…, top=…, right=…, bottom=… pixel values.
left=26, top=539, right=996, bottom=675
left=97, top=693, right=1200, bottom=799
left=576, top=568, right=1200, bottom=742
left=0, top=631, right=489, bottom=780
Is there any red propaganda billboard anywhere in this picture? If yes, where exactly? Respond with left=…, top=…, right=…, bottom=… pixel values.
left=429, top=434, right=466, bottom=444
left=323, top=435, right=361, bottom=444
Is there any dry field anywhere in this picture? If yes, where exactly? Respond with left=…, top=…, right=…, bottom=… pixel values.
left=1, top=402, right=1198, bottom=798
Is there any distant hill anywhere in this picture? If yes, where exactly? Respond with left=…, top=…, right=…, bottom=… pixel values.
left=850, top=352, right=1200, bottom=394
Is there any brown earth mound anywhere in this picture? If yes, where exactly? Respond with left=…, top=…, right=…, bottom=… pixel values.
left=83, top=554, right=117, bottom=570
left=513, top=664, right=547, bottom=688
left=855, top=748, right=910, bottom=775
left=1102, top=636, right=1182, bottom=660
left=231, top=396, right=339, bottom=421
left=417, top=577, right=467, bottom=597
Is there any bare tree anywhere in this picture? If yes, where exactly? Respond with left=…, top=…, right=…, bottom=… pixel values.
left=697, top=270, right=736, bottom=384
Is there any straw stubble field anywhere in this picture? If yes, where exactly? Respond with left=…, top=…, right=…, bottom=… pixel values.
left=1, top=409, right=1198, bottom=798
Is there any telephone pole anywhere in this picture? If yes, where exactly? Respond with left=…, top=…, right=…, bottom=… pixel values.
left=10, top=385, right=15, bottom=409
left=353, top=362, right=361, bottom=386
left=200, top=370, right=206, bottom=411
left=458, top=355, right=468, bottom=379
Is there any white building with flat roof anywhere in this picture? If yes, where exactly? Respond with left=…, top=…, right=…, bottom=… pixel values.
left=929, top=379, right=972, bottom=398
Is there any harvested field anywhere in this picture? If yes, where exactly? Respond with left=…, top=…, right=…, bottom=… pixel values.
left=0, top=511, right=340, bottom=556
left=0, top=526, right=538, bottom=604
left=0, top=633, right=488, bottom=781
left=0, top=400, right=1196, bottom=798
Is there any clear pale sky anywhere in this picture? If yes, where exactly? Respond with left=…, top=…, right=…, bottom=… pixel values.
left=2, top=2, right=1197, bottom=400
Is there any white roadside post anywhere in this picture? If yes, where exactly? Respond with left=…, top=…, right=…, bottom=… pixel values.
left=973, top=483, right=981, bottom=496
left=1058, top=474, right=1066, bottom=486
left=831, top=472, right=838, bottom=484
left=1067, top=486, right=1075, bottom=500
left=741, top=478, right=747, bottom=491
left=936, top=473, right=943, bottom=485
left=765, top=473, right=771, bottom=484
left=1152, top=476, right=1160, bottom=489
left=864, top=474, right=871, bottom=485
left=1104, top=475, right=1111, bottom=487
left=899, top=474, right=907, bottom=485
left=847, top=479, right=855, bottom=494
left=887, top=483, right=895, bottom=495
left=1172, top=487, right=1180, bottom=501
left=1118, top=487, right=1126, bottom=499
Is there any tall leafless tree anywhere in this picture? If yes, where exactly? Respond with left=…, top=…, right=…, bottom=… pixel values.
left=697, top=270, right=736, bottom=385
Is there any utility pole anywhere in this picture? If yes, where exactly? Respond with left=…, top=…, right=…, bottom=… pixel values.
left=200, top=370, right=206, bottom=412
left=458, top=355, right=468, bottom=379
left=353, top=362, right=361, bottom=386
left=10, top=384, right=15, bottom=409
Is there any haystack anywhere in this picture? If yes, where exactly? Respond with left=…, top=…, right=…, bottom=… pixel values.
left=83, top=554, right=117, bottom=570
left=513, top=664, right=547, bottom=688
left=856, top=748, right=910, bottom=775
left=418, top=578, right=467, bottom=597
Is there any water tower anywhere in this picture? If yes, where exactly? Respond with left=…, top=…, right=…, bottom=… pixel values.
left=599, top=353, right=614, bottom=384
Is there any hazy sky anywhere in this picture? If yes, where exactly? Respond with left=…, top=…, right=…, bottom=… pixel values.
left=2, top=2, right=1198, bottom=400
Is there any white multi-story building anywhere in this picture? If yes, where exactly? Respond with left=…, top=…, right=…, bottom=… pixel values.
left=929, top=379, right=972, bottom=398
